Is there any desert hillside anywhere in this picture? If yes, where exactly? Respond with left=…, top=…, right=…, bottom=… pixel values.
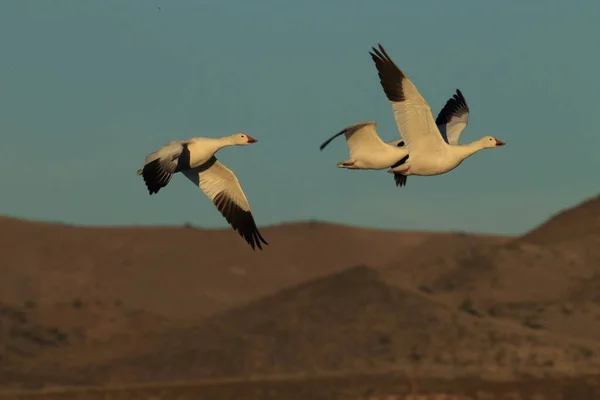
left=76, top=266, right=600, bottom=385
left=1, top=193, right=599, bottom=390
left=518, top=193, right=600, bottom=245
left=0, top=217, right=505, bottom=320
left=382, top=194, right=600, bottom=343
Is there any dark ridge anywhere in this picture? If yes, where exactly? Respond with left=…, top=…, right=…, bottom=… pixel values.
left=212, top=192, right=269, bottom=251
left=369, top=43, right=406, bottom=103
left=518, top=193, right=600, bottom=245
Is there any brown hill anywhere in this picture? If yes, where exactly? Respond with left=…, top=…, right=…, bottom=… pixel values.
left=383, top=192, right=600, bottom=344
left=518, top=194, right=600, bottom=246
left=0, top=299, right=169, bottom=389
left=45, top=266, right=600, bottom=386
left=1, top=193, right=599, bottom=390
left=0, top=216, right=506, bottom=389
left=0, top=217, right=506, bottom=321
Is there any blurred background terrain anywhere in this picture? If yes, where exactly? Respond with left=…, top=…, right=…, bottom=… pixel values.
left=1, top=194, right=599, bottom=399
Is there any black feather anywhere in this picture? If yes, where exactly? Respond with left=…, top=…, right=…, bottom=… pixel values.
left=390, top=154, right=409, bottom=169
left=369, top=44, right=407, bottom=103
left=319, top=126, right=352, bottom=151
left=213, top=192, right=269, bottom=251
left=435, top=89, right=469, bottom=126
left=393, top=173, right=408, bottom=187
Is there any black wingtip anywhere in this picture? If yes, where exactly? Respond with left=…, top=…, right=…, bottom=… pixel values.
left=213, top=192, right=269, bottom=251
left=250, top=230, right=269, bottom=251
left=369, top=43, right=406, bottom=103
left=393, top=173, right=408, bottom=187
left=369, top=43, right=383, bottom=52
left=454, top=89, right=468, bottom=107
left=140, top=159, right=172, bottom=196
left=240, top=222, right=269, bottom=251
left=369, top=43, right=390, bottom=61
left=435, top=88, right=469, bottom=127
left=319, top=127, right=351, bottom=152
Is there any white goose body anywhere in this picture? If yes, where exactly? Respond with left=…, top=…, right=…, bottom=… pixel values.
left=368, top=44, right=505, bottom=187
left=143, top=137, right=224, bottom=171
left=400, top=140, right=483, bottom=176
left=319, top=121, right=408, bottom=170
left=319, top=92, right=471, bottom=174
left=136, top=133, right=268, bottom=250
left=319, top=80, right=493, bottom=187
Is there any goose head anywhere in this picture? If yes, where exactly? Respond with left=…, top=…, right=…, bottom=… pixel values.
left=231, top=132, right=258, bottom=145
left=480, top=136, right=505, bottom=149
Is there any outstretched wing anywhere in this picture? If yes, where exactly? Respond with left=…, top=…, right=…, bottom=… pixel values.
left=435, top=89, right=470, bottom=145
left=369, top=44, right=447, bottom=152
left=319, top=121, right=392, bottom=158
left=182, top=156, right=268, bottom=251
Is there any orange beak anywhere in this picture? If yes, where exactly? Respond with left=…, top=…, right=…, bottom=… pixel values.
left=246, top=135, right=258, bottom=143
left=495, top=139, right=505, bottom=146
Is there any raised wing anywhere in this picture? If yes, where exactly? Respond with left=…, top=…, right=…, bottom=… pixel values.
left=369, top=44, right=447, bottom=152
left=182, top=156, right=268, bottom=251
left=435, top=89, right=470, bottom=145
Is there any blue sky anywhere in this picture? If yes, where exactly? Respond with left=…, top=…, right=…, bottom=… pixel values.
left=0, top=0, right=598, bottom=235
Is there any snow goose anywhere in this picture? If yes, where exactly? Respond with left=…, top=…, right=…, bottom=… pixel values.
left=392, top=88, right=472, bottom=186
left=136, top=133, right=268, bottom=250
left=369, top=44, right=505, bottom=187
left=318, top=89, right=470, bottom=175
left=319, top=121, right=409, bottom=170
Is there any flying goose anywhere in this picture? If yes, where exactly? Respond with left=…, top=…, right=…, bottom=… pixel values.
left=319, top=89, right=471, bottom=179
left=319, top=121, right=409, bottom=170
left=136, top=133, right=268, bottom=250
left=369, top=44, right=505, bottom=187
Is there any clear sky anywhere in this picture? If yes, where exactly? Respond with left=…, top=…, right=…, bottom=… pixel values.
left=1, top=0, right=598, bottom=235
